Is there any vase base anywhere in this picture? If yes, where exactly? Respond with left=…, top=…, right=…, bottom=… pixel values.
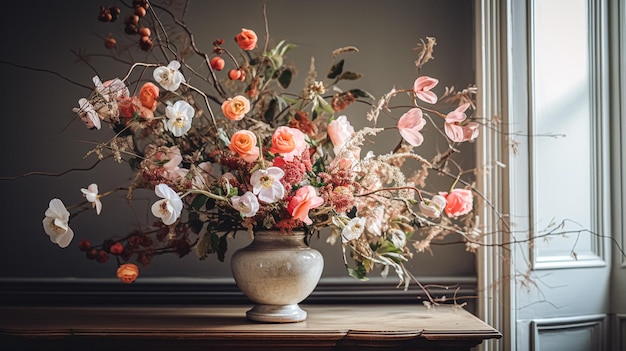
left=246, top=304, right=307, bottom=323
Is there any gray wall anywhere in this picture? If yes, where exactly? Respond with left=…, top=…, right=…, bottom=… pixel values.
left=0, top=0, right=475, bottom=294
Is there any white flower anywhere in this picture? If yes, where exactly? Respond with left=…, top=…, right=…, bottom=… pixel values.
left=92, top=76, right=129, bottom=102
left=388, top=229, right=407, bottom=249
left=153, top=60, right=185, bottom=91
left=419, top=195, right=447, bottom=218
left=231, top=191, right=260, bottom=218
left=42, top=198, right=74, bottom=248
left=73, top=98, right=101, bottom=130
left=342, top=217, right=366, bottom=243
left=151, top=184, right=183, bottom=225
left=80, top=183, right=102, bottom=215
left=165, top=100, right=195, bottom=137
left=250, top=167, right=285, bottom=203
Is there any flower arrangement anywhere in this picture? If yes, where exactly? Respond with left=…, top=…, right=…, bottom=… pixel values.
left=41, top=0, right=481, bottom=288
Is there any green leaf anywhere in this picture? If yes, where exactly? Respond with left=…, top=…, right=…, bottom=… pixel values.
left=190, top=194, right=208, bottom=212
left=314, top=95, right=335, bottom=115
left=217, top=234, right=228, bottom=262
left=277, top=68, right=293, bottom=89
left=348, top=89, right=375, bottom=99
left=347, top=265, right=369, bottom=281
left=327, top=59, right=344, bottom=79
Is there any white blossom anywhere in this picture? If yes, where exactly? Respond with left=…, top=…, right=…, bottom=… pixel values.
left=419, top=195, right=447, bottom=218
left=153, top=60, right=185, bottom=91
left=231, top=191, right=260, bottom=218
left=73, top=98, right=101, bottom=130
left=250, top=167, right=285, bottom=204
left=342, top=217, right=366, bottom=243
left=80, top=183, right=102, bottom=215
left=151, top=184, right=183, bottom=225
left=165, top=100, right=195, bottom=137
left=42, top=198, right=74, bottom=248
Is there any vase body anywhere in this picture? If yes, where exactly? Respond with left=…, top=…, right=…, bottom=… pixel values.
left=230, top=231, right=324, bottom=323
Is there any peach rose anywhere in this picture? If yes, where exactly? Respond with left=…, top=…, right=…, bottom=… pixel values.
left=235, top=28, right=258, bottom=51
left=221, top=95, right=250, bottom=121
left=440, top=189, right=473, bottom=218
left=116, top=263, right=139, bottom=284
left=229, top=130, right=260, bottom=162
left=327, top=115, right=354, bottom=155
left=269, top=126, right=307, bottom=161
left=139, top=82, right=160, bottom=111
left=287, top=185, right=324, bottom=225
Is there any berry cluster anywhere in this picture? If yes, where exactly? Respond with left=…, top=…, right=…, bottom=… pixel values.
left=98, top=0, right=152, bottom=51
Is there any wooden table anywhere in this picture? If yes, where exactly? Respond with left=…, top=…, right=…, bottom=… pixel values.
left=0, top=304, right=501, bottom=350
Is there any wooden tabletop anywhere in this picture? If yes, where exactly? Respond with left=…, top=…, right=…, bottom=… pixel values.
left=0, top=304, right=501, bottom=350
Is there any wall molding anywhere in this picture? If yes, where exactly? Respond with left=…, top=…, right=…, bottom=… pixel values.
left=527, top=0, right=609, bottom=270
left=0, top=276, right=477, bottom=307
left=530, top=314, right=607, bottom=351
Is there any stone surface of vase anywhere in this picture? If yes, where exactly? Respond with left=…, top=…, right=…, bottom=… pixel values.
left=230, top=231, right=324, bottom=323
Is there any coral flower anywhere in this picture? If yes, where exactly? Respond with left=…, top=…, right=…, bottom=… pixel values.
left=235, top=28, right=258, bottom=50
left=229, top=130, right=260, bottom=162
left=397, top=108, right=427, bottom=147
left=116, top=263, right=139, bottom=284
left=139, top=82, right=160, bottom=111
left=287, top=185, right=324, bottom=225
left=413, top=76, right=439, bottom=104
left=440, top=189, right=473, bottom=218
left=269, top=126, right=307, bottom=161
left=221, top=95, right=250, bottom=121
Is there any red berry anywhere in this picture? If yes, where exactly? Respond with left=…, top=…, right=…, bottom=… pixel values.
left=110, top=243, right=124, bottom=255
left=210, top=56, right=225, bottom=71
left=96, top=250, right=109, bottom=263
left=78, top=240, right=91, bottom=251
left=104, top=36, right=116, bottom=49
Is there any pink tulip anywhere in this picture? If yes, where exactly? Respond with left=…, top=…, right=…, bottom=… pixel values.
left=444, top=103, right=479, bottom=143
left=413, top=76, right=439, bottom=104
left=397, top=108, right=427, bottom=146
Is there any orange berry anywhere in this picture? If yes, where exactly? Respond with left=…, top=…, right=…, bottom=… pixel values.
left=228, top=68, right=242, bottom=80
left=138, top=27, right=151, bottom=37
left=139, top=36, right=153, bottom=51
left=210, top=56, right=225, bottom=71
left=135, top=6, right=147, bottom=17
left=104, top=36, right=117, bottom=49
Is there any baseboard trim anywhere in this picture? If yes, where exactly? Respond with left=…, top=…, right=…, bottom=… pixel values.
left=0, top=276, right=477, bottom=306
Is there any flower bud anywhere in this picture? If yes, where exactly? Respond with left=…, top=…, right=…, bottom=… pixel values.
left=138, top=27, right=151, bottom=37
left=110, top=242, right=124, bottom=255
left=78, top=240, right=91, bottom=251
left=96, top=250, right=109, bottom=263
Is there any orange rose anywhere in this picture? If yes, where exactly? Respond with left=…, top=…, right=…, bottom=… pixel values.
left=116, top=263, right=139, bottom=284
left=139, top=82, right=159, bottom=111
left=269, top=126, right=307, bottom=161
left=221, top=95, right=250, bottom=121
left=235, top=28, right=257, bottom=51
left=229, top=130, right=260, bottom=162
